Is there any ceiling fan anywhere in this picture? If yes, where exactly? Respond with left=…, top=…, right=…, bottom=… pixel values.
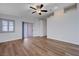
left=30, top=4, right=48, bottom=15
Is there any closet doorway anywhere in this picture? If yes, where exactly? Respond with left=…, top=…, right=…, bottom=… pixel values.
left=22, top=22, right=33, bottom=40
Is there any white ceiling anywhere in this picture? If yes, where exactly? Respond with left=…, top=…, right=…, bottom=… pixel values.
left=0, top=3, right=74, bottom=19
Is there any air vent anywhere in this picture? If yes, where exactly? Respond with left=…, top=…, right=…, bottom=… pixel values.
left=64, top=3, right=77, bottom=13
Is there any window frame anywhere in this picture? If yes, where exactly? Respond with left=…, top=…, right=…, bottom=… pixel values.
left=0, top=18, right=15, bottom=33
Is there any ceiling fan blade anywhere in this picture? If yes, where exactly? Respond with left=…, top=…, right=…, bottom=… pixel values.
left=40, top=4, right=43, bottom=8
left=39, top=13, right=41, bottom=15
left=32, top=11, right=36, bottom=14
left=30, top=6, right=37, bottom=10
left=41, top=10, right=47, bottom=12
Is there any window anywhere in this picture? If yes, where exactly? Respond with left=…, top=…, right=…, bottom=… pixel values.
left=9, top=21, right=14, bottom=31
left=0, top=18, right=15, bottom=32
left=2, top=20, right=8, bottom=31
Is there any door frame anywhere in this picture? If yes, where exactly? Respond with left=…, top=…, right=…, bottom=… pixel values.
left=22, top=22, right=24, bottom=40
left=22, top=22, right=33, bottom=40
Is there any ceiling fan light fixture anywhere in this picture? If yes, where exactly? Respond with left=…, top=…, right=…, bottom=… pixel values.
left=37, top=9, right=41, bottom=13
left=39, top=13, right=41, bottom=15
left=30, top=4, right=48, bottom=15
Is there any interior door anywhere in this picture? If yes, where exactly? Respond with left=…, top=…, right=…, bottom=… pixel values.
left=24, top=23, right=28, bottom=38
left=27, top=23, right=33, bottom=37
left=23, top=22, right=33, bottom=39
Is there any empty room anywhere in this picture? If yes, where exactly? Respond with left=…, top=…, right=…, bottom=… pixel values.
left=0, top=3, right=79, bottom=56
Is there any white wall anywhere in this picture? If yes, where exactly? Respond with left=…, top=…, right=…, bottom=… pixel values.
left=42, top=19, right=47, bottom=36
left=33, top=19, right=47, bottom=36
left=0, top=13, right=41, bottom=43
left=33, top=19, right=41, bottom=36
left=47, top=4, right=79, bottom=45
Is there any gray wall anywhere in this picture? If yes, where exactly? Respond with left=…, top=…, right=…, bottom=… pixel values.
left=47, top=4, right=79, bottom=45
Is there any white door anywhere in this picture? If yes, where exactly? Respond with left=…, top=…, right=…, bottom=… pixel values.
left=24, top=23, right=33, bottom=38
left=24, top=23, right=28, bottom=38
left=27, top=23, right=33, bottom=37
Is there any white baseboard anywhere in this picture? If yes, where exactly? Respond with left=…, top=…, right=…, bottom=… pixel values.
left=47, top=36, right=79, bottom=46
left=0, top=37, right=22, bottom=43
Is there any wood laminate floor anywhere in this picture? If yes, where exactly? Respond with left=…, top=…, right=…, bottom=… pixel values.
left=0, top=37, right=79, bottom=56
